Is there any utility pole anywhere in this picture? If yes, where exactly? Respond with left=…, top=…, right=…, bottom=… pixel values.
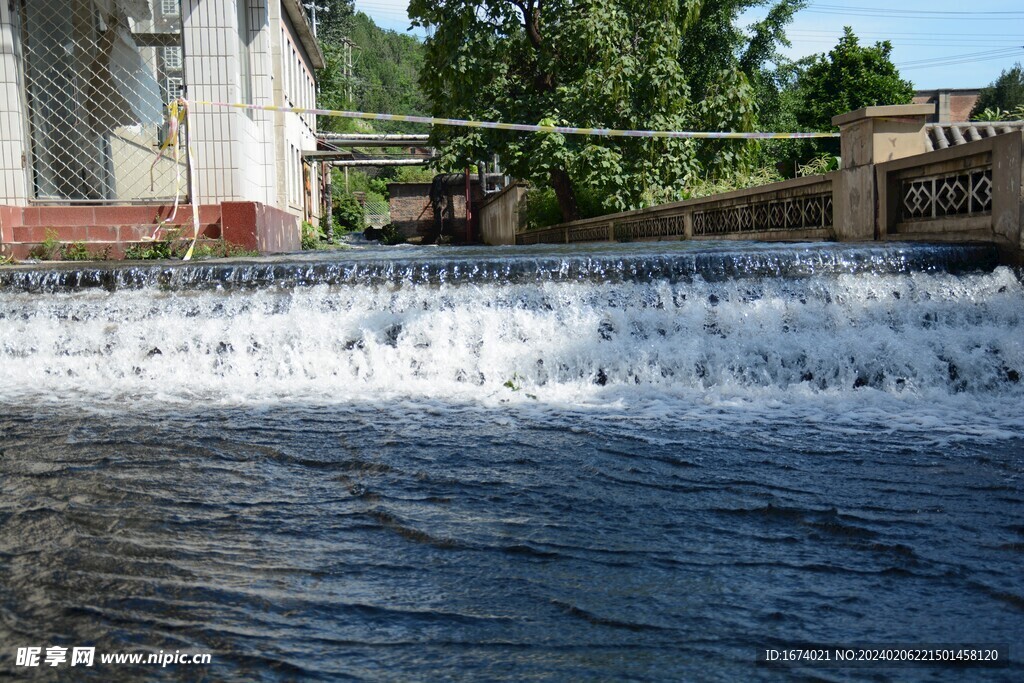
left=303, top=2, right=329, bottom=36
left=343, top=38, right=354, bottom=103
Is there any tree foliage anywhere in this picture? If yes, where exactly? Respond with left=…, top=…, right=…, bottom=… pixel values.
left=316, top=11, right=428, bottom=133
left=346, top=13, right=428, bottom=131
left=794, top=27, right=913, bottom=131
left=332, top=191, right=365, bottom=236
left=312, top=0, right=355, bottom=46
left=971, top=63, right=1024, bottom=120
left=408, top=0, right=803, bottom=221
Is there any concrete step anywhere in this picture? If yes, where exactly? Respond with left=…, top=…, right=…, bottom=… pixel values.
left=10, top=223, right=221, bottom=244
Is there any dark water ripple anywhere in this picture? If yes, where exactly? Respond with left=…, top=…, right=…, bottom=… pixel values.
left=0, top=403, right=1021, bottom=681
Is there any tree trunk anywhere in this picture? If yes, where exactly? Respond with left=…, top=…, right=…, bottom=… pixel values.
left=550, top=168, right=579, bottom=223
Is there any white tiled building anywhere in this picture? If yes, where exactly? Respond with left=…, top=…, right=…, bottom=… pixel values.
left=0, top=0, right=324, bottom=256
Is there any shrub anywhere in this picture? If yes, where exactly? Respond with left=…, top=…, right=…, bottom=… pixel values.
left=683, top=166, right=785, bottom=200
left=60, top=242, right=93, bottom=261
left=301, top=220, right=324, bottom=250
left=797, top=155, right=840, bottom=177
left=27, top=229, right=61, bottom=260
left=124, top=234, right=257, bottom=260
left=519, top=186, right=607, bottom=230
left=332, top=192, right=365, bottom=236
left=366, top=223, right=406, bottom=245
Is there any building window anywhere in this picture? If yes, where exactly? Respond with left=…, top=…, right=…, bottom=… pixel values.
left=161, top=0, right=179, bottom=17
left=166, top=76, right=184, bottom=101
left=237, top=0, right=253, bottom=106
left=163, top=46, right=182, bottom=70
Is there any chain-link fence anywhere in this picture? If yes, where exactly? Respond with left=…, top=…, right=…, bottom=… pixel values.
left=363, top=196, right=391, bottom=228
left=18, top=0, right=186, bottom=203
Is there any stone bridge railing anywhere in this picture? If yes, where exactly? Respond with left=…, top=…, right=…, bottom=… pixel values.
left=877, top=133, right=1023, bottom=255
left=515, top=105, right=1024, bottom=263
left=518, top=174, right=836, bottom=245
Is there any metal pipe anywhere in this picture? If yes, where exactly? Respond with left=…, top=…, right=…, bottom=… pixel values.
left=316, top=140, right=433, bottom=148
left=330, top=159, right=433, bottom=167
left=318, top=134, right=431, bottom=141
left=307, top=150, right=434, bottom=159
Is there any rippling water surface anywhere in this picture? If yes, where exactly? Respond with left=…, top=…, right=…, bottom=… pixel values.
left=0, top=242, right=1022, bottom=681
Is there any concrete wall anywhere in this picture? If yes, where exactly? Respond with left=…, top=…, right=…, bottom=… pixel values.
left=876, top=132, right=1024, bottom=262
left=182, top=0, right=276, bottom=207
left=0, top=2, right=28, bottom=206
left=520, top=175, right=835, bottom=245
left=479, top=183, right=526, bottom=246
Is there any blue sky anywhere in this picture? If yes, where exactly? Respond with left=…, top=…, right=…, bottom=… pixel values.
left=353, top=0, right=1024, bottom=90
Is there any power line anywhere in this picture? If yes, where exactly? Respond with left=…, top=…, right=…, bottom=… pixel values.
left=899, top=55, right=1024, bottom=71
left=897, top=47, right=1024, bottom=67
left=787, top=29, right=1024, bottom=38
left=786, top=30, right=1023, bottom=45
left=809, top=2, right=1024, bottom=17
left=805, top=10, right=1024, bottom=21
left=787, top=38, right=1023, bottom=48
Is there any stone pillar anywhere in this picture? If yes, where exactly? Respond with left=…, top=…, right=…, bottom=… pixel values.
left=992, top=131, right=1024, bottom=263
left=831, top=104, right=935, bottom=241
left=937, top=91, right=952, bottom=123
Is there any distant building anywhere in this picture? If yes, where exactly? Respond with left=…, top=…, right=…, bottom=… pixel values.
left=0, top=0, right=325, bottom=258
left=912, top=89, right=982, bottom=123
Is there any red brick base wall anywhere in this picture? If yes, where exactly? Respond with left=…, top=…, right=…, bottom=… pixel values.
left=0, top=202, right=300, bottom=259
left=220, top=202, right=301, bottom=253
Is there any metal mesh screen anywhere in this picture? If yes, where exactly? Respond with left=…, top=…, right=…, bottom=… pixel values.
left=18, top=0, right=186, bottom=203
left=363, top=197, right=391, bottom=228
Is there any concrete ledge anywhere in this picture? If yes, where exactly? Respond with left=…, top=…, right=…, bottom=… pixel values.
left=832, top=104, right=936, bottom=127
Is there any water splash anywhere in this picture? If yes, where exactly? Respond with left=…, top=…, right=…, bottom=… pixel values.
left=0, top=242, right=1019, bottom=417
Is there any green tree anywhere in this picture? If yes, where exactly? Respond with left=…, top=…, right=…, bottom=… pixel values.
left=408, top=0, right=802, bottom=221
left=315, top=11, right=428, bottom=133
left=971, top=63, right=1024, bottom=120
left=795, top=27, right=914, bottom=132
left=317, top=41, right=356, bottom=133
left=346, top=13, right=429, bottom=132
left=313, top=0, right=355, bottom=46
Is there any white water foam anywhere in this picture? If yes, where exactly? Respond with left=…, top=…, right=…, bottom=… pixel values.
left=1, top=266, right=1022, bottom=444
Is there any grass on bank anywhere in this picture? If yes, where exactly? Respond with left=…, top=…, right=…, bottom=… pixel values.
left=10, top=228, right=260, bottom=263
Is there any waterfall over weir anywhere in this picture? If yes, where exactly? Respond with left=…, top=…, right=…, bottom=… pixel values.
left=0, top=240, right=1002, bottom=292
left=0, top=242, right=1020, bottom=412
left=1, top=241, right=1022, bottom=681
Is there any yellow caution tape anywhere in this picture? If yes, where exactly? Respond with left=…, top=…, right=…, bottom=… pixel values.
left=190, top=100, right=839, bottom=140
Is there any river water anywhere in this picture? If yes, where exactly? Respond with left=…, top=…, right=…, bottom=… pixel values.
left=0, top=241, right=1021, bottom=681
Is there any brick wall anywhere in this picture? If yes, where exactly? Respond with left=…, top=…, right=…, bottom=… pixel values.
left=388, top=183, right=433, bottom=239
left=913, top=89, right=981, bottom=122
left=388, top=179, right=485, bottom=243
left=0, top=200, right=299, bottom=260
